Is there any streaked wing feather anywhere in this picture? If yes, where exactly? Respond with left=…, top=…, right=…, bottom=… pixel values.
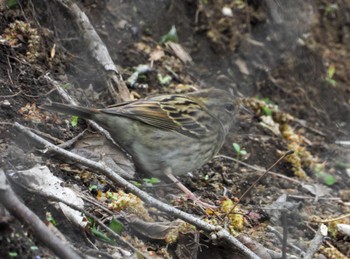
left=100, top=95, right=212, bottom=138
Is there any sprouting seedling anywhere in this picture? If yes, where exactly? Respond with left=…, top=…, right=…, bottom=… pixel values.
left=160, top=25, right=178, bottom=44
left=232, top=143, right=247, bottom=159
left=325, top=64, right=336, bottom=86
left=131, top=178, right=161, bottom=187
left=143, top=177, right=161, bottom=185
left=313, top=163, right=336, bottom=186
left=157, top=73, right=172, bottom=85
left=325, top=4, right=339, bottom=14
left=71, top=115, right=78, bottom=127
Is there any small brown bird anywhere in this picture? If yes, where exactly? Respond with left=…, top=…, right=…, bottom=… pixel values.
left=41, top=88, right=236, bottom=204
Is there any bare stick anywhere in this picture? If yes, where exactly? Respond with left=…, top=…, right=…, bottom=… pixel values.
left=14, top=122, right=260, bottom=259
left=216, top=154, right=301, bottom=185
left=304, top=225, right=326, bottom=259
left=54, top=0, right=130, bottom=102
left=227, top=150, right=294, bottom=215
left=0, top=170, right=82, bottom=259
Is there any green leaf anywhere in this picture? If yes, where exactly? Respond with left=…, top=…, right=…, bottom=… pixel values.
left=160, top=25, right=178, bottom=44
left=323, top=174, right=336, bottom=186
left=46, top=213, right=57, bottom=226
left=327, top=64, right=335, bottom=78
left=8, top=252, right=18, bottom=257
left=232, top=143, right=241, bottom=153
left=130, top=180, right=142, bottom=187
left=30, top=246, right=39, bottom=251
left=71, top=116, right=78, bottom=127
left=143, top=177, right=160, bottom=184
left=89, top=185, right=98, bottom=191
left=325, top=4, right=338, bottom=14
left=326, top=78, right=337, bottom=86
left=262, top=106, right=272, bottom=116
left=91, top=225, right=112, bottom=242
left=157, top=73, right=172, bottom=85
left=7, top=0, right=17, bottom=8
left=240, top=150, right=247, bottom=155
left=61, top=83, right=71, bottom=89
left=109, top=218, right=123, bottom=234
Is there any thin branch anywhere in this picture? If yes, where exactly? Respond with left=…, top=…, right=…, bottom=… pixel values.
left=14, top=122, right=260, bottom=259
left=42, top=74, right=120, bottom=148
left=227, top=150, right=294, bottom=214
left=35, top=192, right=151, bottom=258
left=0, top=170, right=82, bottom=259
left=216, top=154, right=302, bottom=185
left=54, top=0, right=130, bottom=102
left=304, top=225, right=326, bottom=259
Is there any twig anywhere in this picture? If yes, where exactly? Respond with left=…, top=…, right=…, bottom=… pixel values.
left=14, top=122, right=260, bottom=259
left=43, top=74, right=120, bottom=148
left=58, top=129, right=87, bottom=149
left=227, top=150, right=294, bottom=215
left=80, top=195, right=115, bottom=215
left=281, top=211, right=288, bottom=259
left=0, top=169, right=82, bottom=259
left=30, top=128, right=65, bottom=144
left=54, top=0, right=130, bottom=102
left=35, top=192, right=150, bottom=258
left=304, top=225, right=326, bottom=259
left=267, top=226, right=305, bottom=256
left=216, top=154, right=302, bottom=185
left=287, top=195, right=341, bottom=202
left=310, top=213, right=350, bottom=223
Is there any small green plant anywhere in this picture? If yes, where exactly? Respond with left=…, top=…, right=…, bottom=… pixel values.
left=234, top=0, right=246, bottom=9
left=143, top=177, right=160, bottom=185
left=325, top=4, right=338, bottom=14
left=109, top=218, right=123, bottom=234
left=46, top=212, right=57, bottom=225
left=130, top=180, right=142, bottom=187
left=232, top=143, right=247, bottom=159
left=325, top=64, right=336, bottom=86
left=262, top=106, right=272, bottom=116
left=71, top=115, right=78, bottom=127
left=7, top=0, right=17, bottom=8
left=61, top=83, right=71, bottom=89
left=8, top=252, right=18, bottom=257
left=88, top=185, right=98, bottom=191
left=90, top=224, right=112, bottom=242
left=131, top=177, right=160, bottom=187
left=314, top=163, right=336, bottom=186
left=157, top=73, right=172, bottom=85
left=160, top=25, right=178, bottom=44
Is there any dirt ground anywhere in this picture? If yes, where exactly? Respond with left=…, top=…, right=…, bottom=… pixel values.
left=0, top=0, right=349, bottom=258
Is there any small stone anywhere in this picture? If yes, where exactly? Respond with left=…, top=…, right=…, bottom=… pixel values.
left=1, top=99, right=11, bottom=107
left=222, top=7, right=233, bottom=17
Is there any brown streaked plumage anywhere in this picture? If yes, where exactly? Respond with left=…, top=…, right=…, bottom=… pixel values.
left=40, top=88, right=236, bottom=177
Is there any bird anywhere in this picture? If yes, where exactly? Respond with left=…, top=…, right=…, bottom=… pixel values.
left=40, top=88, right=236, bottom=206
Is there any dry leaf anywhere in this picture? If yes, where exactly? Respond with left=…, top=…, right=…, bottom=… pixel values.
left=166, top=42, right=192, bottom=64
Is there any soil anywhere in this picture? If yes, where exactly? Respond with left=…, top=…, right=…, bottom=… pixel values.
left=0, top=0, right=349, bottom=258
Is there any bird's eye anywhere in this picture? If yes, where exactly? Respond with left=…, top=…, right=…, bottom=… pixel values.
left=225, top=103, right=235, bottom=112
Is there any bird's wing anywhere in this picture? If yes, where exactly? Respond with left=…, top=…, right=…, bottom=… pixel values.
left=100, top=95, right=214, bottom=138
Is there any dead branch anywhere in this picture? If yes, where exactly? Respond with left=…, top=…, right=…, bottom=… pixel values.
left=0, top=169, right=82, bottom=259
left=54, top=0, right=130, bottom=102
left=304, top=225, right=326, bottom=259
left=14, top=122, right=261, bottom=259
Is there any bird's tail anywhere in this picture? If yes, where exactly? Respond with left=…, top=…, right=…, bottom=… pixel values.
left=40, top=102, right=98, bottom=120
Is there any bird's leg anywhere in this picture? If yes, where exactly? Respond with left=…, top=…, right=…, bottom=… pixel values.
left=164, top=167, right=217, bottom=209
